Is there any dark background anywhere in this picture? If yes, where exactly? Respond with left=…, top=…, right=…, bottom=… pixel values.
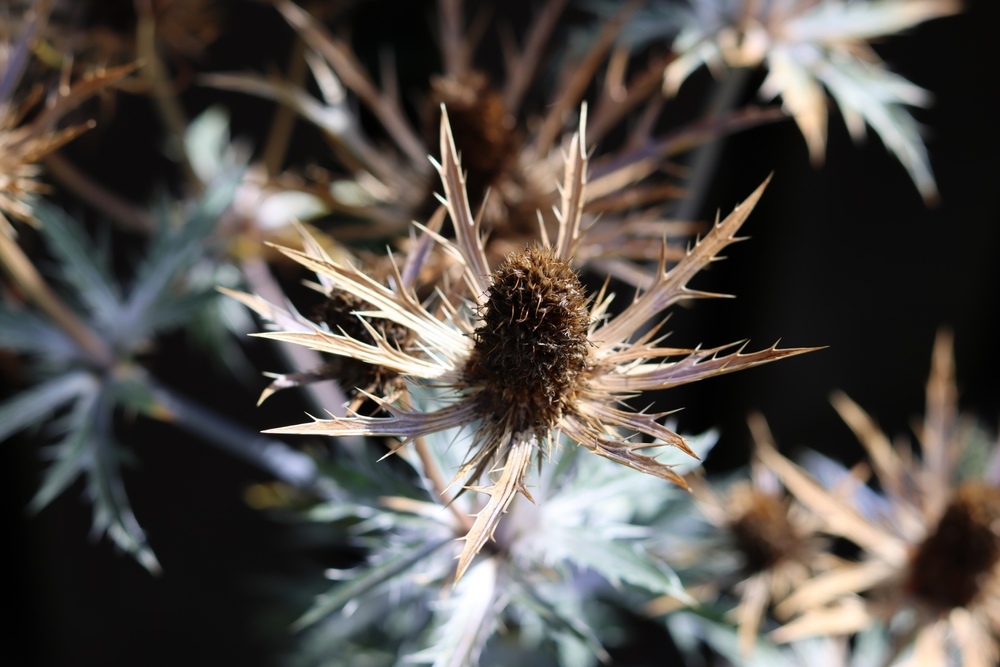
left=5, top=0, right=999, bottom=664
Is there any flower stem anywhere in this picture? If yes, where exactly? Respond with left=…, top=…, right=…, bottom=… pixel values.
left=0, top=230, right=114, bottom=367
left=135, top=0, right=202, bottom=193
left=675, top=67, right=755, bottom=222
left=43, top=154, right=156, bottom=234
left=146, top=377, right=341, bottom=500
left=413, top=434, right=474, bottom=532
left=262, top=37, right=308, bottom=177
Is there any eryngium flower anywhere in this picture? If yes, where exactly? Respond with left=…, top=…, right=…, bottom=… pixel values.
left=680, top=421, right=833, bottom=657
left=238, top=108, right=814, bottom=580
left=764, top=332, right=1000, bottom=666
left=651, top=0, right=960, bottom=202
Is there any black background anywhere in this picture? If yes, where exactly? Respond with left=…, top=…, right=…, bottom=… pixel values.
left=5, top=0, right=999, bottom=664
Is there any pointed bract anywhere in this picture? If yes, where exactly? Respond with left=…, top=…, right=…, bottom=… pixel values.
left=233, top=109, right=815, bottom=581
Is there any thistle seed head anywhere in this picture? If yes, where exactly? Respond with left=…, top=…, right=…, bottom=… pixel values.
left=729, top=487, right=803, bottom=574
left=426, top=72, right=515, bottom=209
left=905, top=481, right=1000, bottom=611
left=466, top=245, right=590, bottom=438
left=312, top=289, right=410, bottom=398
left=246, top=109, right=813, bottom=583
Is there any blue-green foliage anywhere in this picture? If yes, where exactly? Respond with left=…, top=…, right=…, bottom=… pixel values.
left=0, top=170, right=242, bottom=571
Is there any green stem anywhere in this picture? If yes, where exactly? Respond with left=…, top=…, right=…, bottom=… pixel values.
left=0, top=230, right=114, bottom=368
left=146, top=377, right=340, bottom=500
left=675, top=67, right=755, bottom=222
left=413, top=434, right=473, bottom=532
left=44, top=154, right=156, bottom=235
left=135, top=0, right=202, bottom=193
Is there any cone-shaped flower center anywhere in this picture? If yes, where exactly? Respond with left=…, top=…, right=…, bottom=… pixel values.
left=313, top=289, right=410, bottom=396
left=905, top=482, right=1000, bottom=611
left=466, top=246, right=590, bottom=437
left=426, top=72, right=516, bottom=216
left=730, top=489, right=803, bottom=573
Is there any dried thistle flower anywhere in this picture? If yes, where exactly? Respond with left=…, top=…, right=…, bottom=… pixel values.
left=700, top=432, right=834, bottom=656
left=0, top=5, right=136, bottom=235
left=761, top=331, right=1000, bottom=666
left=0, top=98, right=89, bottom=235
left=240, top=285, right=413, bottom=412
left=203, top=0, right=778, bottom=289
left=231, top=107, right=815, bottom=581
left=649, top=421, right=834, bottom=657
left=639, top=0, right=961, bottom=202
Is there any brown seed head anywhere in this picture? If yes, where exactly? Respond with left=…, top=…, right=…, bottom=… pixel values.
left=905, top=481, right=1000, bottom=611
left=729, top=487, right=803, bottom=574
left=312, top=289, right=410, bottom=397
left=466, top=245, right=590, bottom=438
left=425, top=72, right=516, bottom=210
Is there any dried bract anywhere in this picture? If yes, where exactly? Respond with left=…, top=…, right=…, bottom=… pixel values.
left=765, top=332, right=1000, bottom=667
left=643, top=0, right=961, bottom=201
left=232, top=108, right=815, bottom=581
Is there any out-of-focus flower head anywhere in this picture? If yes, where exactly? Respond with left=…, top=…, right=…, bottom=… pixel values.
left=203, top=0, right=783, bottom=290
left=761, top=332, right=1000, bottom=666
left=0, top=2, right=134, bottom=236
left=647, top=415, right=835, bottom=657
left=691, top=422, right=836, bottom=656
left=632, top=0, right=960, bottom=202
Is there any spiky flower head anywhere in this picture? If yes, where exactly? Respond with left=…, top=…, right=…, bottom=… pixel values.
left=0, top=5, right=136, bottom=236
left=763, top=332, right=1000, bottom=666
left=233, top=106, right=814, bottom=581
left=658, top=417, right=831, bottom=657
left=205, top=0, right=767, bottom=290
left=648, top=0, right=961, bottom=202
